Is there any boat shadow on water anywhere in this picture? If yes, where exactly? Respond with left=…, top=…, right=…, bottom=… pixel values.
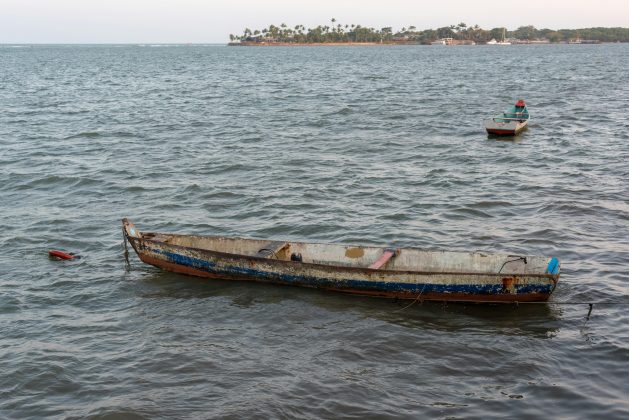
left=486, top=130, right=529, bottom=141
left=135, top=269, right=563, bottom=339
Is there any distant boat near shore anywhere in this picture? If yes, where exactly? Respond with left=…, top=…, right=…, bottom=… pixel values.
left=487, top=28, right=511, bottom=45
left=568, top=37, right=601, bottom=44
left=512, top=39, right=550, bottom=44
left=431, top=38, right=452, bottom=45
left=431, top=38, right=476, bottom=46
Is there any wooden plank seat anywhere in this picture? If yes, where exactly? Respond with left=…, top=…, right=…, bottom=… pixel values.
left=256, top=241, right=289, bottom=258
left=368, top=248, right=398, bottom=269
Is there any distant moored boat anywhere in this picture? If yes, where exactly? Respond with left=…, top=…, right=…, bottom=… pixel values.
left=484, top=99, right=530, bottom=136
left=431, top=38, right=452, bottom=45
left=487, top=28, right=511, bottom=45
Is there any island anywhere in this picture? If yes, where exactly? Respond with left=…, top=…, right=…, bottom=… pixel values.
left=228, top=20, right=629, bottom=46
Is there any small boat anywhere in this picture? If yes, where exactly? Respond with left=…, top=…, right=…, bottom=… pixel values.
left=122, top=219, right=560, bottom=303
left=497, top=28, right=511, bottom=45
left=484, top=99, right=530, bottom=136
left=431, top=38, right=452, bottom=45
left=487, top=29, right=511, bottom=45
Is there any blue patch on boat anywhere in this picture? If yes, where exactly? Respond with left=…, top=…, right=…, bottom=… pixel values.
left=546, top=257, right=560, bottom=275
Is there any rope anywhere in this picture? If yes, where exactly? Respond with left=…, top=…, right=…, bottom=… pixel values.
left=393, top=284, right=426, bottom=312
left=392, top=299, right=629, bottom=317
left=256, top=248, right=280, bottom=259
left=122, top=226, right=131, bottom=271
left=497, top=256, right=527, bottom=274
left=461, top=301, right=628, bottom=305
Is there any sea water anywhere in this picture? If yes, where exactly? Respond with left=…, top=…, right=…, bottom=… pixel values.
left=1, top=44, right=628, bottom=418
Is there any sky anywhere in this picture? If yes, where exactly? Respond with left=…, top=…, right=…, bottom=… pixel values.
left=1, top=0, right=627, bottom=44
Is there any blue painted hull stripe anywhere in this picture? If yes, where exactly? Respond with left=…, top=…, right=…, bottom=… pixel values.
left=147, top=247, right=553, bottom=296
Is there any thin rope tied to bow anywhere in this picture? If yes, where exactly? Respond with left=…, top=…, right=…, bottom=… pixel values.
left=122, top=226, right=131, bottom=271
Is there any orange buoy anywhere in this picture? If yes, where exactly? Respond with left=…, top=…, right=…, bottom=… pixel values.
left=48, top=249, right=77, bottom=260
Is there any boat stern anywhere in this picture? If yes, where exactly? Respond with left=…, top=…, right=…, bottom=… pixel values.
left=546, top=256, right=561, bottom=283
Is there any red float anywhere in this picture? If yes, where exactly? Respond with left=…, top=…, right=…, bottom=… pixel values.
left=48, top=249, right=76, bottom=260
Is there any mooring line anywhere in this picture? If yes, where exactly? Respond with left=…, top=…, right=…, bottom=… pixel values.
left=122, top=226, right=131, bottom=271
left=394, top=299, right=629, bottom=318
left=394, top=284, right=427, bottom=312
left=505, top=301, right=628, bottom=320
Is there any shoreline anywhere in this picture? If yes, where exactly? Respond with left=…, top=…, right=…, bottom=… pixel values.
left=227, top=41, right=617, bottom=47
left=228, top=41, right=393, bottom=47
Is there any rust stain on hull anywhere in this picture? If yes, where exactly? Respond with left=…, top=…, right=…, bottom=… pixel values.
left=345, top=247, right=365, bottom=258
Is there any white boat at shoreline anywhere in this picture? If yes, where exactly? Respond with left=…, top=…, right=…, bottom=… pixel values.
left=487, top=28, right=511, bottom=45
left=431, top=38, right=452, bottom=45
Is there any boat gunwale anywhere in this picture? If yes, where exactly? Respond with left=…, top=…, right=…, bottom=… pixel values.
left=127, top=234, right=559, bottom=281
left=489, top=116, right=529, bottom=122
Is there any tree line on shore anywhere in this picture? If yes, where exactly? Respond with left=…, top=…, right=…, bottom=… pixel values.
left=229, top=20, right=629, bottom=44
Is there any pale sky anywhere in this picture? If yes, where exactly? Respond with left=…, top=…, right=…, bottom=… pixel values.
left=1, top=0, right=627, bottom=44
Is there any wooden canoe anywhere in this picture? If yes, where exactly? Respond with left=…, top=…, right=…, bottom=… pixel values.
left=122, top=218, right=560, bottom=303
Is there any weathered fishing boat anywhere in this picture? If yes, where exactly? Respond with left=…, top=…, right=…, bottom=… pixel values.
left=122, top=219, right=560, bottom=303
left=484, top=99, right=530, bottom=136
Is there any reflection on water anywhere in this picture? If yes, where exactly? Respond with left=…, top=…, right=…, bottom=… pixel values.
left=139, top=269, right=562, bottom=339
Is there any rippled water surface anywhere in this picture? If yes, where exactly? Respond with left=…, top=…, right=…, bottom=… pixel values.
left=1, top=44, right=629, bottom=418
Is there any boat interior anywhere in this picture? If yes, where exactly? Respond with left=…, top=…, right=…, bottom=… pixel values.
left=137, top=230, right=553, bottom=276
left=494, top=106, right=529, bottom=123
